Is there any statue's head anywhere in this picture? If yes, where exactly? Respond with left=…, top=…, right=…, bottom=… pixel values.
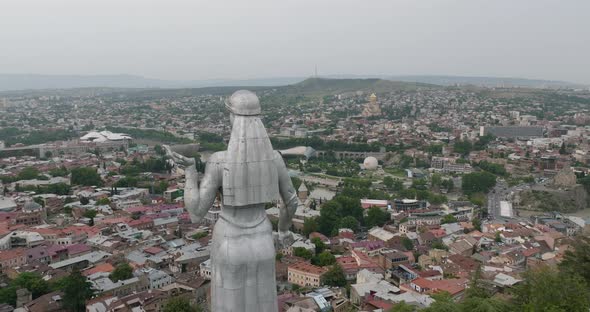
left=225, top=90, right=261, bottom=123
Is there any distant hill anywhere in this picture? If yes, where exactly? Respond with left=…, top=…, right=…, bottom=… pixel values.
left=279, top=77, right=437, bottom=96
left=0, top=74, right=174, bottom=92
left=0, top=74, right=303, bottom=92
left=386, top=75, right=585, bottom=89
left=0, top=73, right=585, bottom=93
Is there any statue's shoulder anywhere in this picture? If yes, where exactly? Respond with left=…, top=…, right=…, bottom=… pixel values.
left=273, top=150, right=284, bottom=161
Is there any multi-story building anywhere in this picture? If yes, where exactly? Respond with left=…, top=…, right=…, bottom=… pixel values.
left=0, top=248, right=27, bottom=273
left=378, top=249, right=410, bottom=270
left=393, top=199, right=427, bottom=211
left=288, top=262, right=326, bottom=287
left=137, top=268, right=174, bottom=289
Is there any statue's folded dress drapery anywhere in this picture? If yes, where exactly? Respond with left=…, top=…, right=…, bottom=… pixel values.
left=210, top=207, right=278, bottom=312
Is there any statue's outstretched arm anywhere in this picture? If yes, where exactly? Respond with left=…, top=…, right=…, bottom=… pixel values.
left=184, top=157, right=221, bottom=223
left=165, top=145, right=221, bottom=223
left=275, top=152, right=299, bottom=233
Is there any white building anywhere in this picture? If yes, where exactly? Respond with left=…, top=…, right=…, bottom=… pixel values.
left=136, top=268, right=174, bottom=289
left=200, top=259, right=212, bottom=280
left=80, top=131, right=132, bottom=143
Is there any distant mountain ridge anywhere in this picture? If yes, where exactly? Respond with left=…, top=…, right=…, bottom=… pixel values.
left=284, top=77, right=437, bottom=95
left=0, top=73, right=585, bottom=92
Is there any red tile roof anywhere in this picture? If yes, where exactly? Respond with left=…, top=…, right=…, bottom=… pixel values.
left=144, top=246, right=164, bottom=255
left=288, top=262, right=327, bottom=276
left=82, top=263, right=115, bottom=276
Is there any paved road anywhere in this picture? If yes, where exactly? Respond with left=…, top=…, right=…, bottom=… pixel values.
left=487, top=180, right=532, bottom=220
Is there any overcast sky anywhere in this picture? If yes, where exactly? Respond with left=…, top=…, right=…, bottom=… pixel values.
left=1, top=0, right=589, bottom=83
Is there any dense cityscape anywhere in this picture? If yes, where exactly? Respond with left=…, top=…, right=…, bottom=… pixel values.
left=1, top=77, right=590, bottom=311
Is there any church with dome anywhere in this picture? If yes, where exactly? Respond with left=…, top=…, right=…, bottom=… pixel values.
left=362, top=93, right=381, bottom=117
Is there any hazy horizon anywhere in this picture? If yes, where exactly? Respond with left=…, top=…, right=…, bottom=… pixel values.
left=1, top=0, right=589, bottom=84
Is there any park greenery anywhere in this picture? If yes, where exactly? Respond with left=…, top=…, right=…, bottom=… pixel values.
left=0, top=270, right=94, bottom=312
left=0, top=128, right=78, bottom=147
left=322, top=263, right=347, bottom=287
left=461, top=171, right=497, bottom=195
left=106, top=126, right=192, bottom=144
left=163, top=297, right=202, bottom=312
left=192, top=231, right=209, bottom=240
left=71, top=167, right=103, bottom=186
left=477, top=161, right=508, bottom=176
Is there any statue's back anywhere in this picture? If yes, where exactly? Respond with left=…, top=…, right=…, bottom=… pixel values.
left=221, top=115, right=280, bottom=207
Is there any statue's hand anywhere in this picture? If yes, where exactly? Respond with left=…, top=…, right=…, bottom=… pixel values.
left=276, top=231, right=295, bottom=249
left=163, top=145, right=196, bottom=168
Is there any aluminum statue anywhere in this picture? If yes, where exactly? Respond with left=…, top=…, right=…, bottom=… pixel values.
left=165, top=90, right=299, bottom=312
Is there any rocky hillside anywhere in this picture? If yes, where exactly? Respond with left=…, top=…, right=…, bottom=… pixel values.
left=518, top=185, right=588, bottom=213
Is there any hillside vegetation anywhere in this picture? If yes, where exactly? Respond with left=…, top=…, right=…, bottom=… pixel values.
left=279, top=77, right=438, bottom=97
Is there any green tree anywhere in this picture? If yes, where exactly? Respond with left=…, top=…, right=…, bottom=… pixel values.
left=460, top=297, right=512, bottom=312
left=62, top=270, right=94, bottom=312
left=383, top=176, right=395, bottom=189
left=441, top=179, right=454, bottom=192
left=469, top=192, right=486, bottom=206
left=275, top=252, right=283, bottom=261
left=192, top=232, right=208, bottom=240
left=472, top=218, right=482, bottom=231
left=0, top=272, right=51, bottom=306
left=465, top=265, right=489, bottom=299
left=422, top=291, right=457, bottom=312
left=110, top=263, right=133, bottom=282
left=431, top=173, right=442, bottom=187
left=334, top=196, right=364, bottom=223
left=338, top=216, right=360, bottom=232
left=152, top=181, right=169, bottom=194
left=365, top=206, right=390, bottom=227
left=431, top=241, right=449, bottom=251
left=318, top=201, right=342, bottom=236
left=96, top=197, right=110, bottom=206
left=293, top=247, right=313, bottom=260
left=83, top=209, right=97, bottom=226
left=478, top=161, right=507, bottom=176
left=454, top=140, right=473, bottom=155
left=323, top=264, right=347, bottom=287
left=494, top=232, right=502, bottom=243
left=71, top=167, right=102, bottom=186
left=291, top=176, right=302, bottom=191
left=462, top=172, right=497, bottom=195
left=513, top=266, right=590, bottom=312
left=311, top=237, right=326, bottom=254
left=49, top=166, right=69, bottom=177
left=303, top=217, right=319, bottom=237
left=401, top=237, right=414, bottom=251
left=383, top=176, right=404, bottom=192
left=154, top=144, right=165, bottom=155
left=314, top=251, right=336, bottom=267
left=163, top=296, right=202, bottom=312
left=559, top=142, right=567, bottom=155
left=18, top=166, right=40, bottom=180
left=441, top=214, right=457, bottom=224
left=33, top=196, right=45, bottom=208
left=560, top=235, right=590, bottom=288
